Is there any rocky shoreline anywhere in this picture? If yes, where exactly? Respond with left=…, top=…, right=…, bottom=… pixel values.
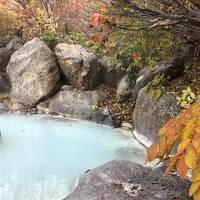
left=0, top=36, right=192, bottom=200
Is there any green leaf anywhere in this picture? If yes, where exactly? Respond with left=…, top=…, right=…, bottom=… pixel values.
left=154, top=89, right=162, bottom=100
left=187, top=87, right=192, bottom=93
left=180, top=101, right=188, bottom=108
left=148, top=88, right=155, bottom=98
left=176, top=97, right=181, bottom=101
left=190, top=92, right=196, bottom=100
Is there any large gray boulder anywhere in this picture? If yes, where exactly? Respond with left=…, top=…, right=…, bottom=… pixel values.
left=7, top=38, right=61, bottom=105
left=0, top=36, right=24, bottom=72
left=133, top=88, right=180, bottom=142
left=99, top=56, right=125, bottom=87
left=64, top=160, right=190, bottom=200
left=132, top=58, right=185, bottom=104
left=39, top=86, right=101, bottom=119
left=55, top=44, right=101, bottom=90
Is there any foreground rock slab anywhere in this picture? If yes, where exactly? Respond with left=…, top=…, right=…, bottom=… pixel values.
left=133, top=88, right=180, bottom=142
left=55, top=44, right=101, bottom=90
left=38, top=87, right=102, bottom=119
left=7, top=38, right=61, bottom=105
left=64, top=160, right=190, bottom=200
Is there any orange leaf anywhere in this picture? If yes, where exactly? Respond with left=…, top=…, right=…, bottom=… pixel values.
left=132, top=52, right=141, bottom=62
left=176, top=154, right=188, bottom=180
left=189, top=181, right=200, bottom=197
left=159, top=134, right=167, bottom=158
left=164, top=156, right=177, bottom=176
left=195, top=126, right=200, bottom=134
left=176, top=138, right=191, bottom=156
left=91, top=13, right=105, bottom=26
left=147, top=144, right=159, bottom=162
left=168, top=128, right=175, bottom=145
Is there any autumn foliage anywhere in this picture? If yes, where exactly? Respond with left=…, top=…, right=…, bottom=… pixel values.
left=0, top=0, right=94, bottom=41
left=147, top=97, right=200, bottom=200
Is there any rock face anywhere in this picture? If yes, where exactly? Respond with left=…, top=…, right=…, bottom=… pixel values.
left=42, top=87, right=101, bottom=119
left=0, top=36, right=24, bottom=72
left=132, top=58, right=185, bottom=103
left=7, top=38, right=61, bottom=105
left=133, top=88, right=180, bottom=142
left=55, top=44, right=101, bottom=90
left=64, top=160, right=190, bottom=200
left=116, top=74, right=133, bottom=102
left=99, top=56, right=125, bottom=87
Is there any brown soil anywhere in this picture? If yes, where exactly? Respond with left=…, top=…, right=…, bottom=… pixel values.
left=97, top=85, right=134, bottom=127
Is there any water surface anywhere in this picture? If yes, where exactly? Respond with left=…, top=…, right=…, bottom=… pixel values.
left=0, top=114, right=146, bottom=200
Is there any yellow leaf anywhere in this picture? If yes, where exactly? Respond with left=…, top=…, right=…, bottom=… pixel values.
left=176, top=139, right=191, bottom=156
left=193, top=189, right=200, bottom=200
left=192, top=137, right=200, bottom=153
left=185, top=147, right=197, bottom=169
left=182, top=118, right=197, bottom=140
left=192, top=167, right=200, bottom=182
left=189, top=181, right=200, bottom=197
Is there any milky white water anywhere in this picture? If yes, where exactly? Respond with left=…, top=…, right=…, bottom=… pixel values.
left=0, top=114, right=146, bottom=200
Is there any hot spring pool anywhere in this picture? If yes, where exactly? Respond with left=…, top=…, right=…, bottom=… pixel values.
left=0, top=114, right=146, bottom=200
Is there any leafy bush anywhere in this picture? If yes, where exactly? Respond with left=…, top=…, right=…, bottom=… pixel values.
left=146, top=98, right=200, bottom=200
left=88, top=7, right=181, bottom=79
left=41, top=31, right=58, bottom=49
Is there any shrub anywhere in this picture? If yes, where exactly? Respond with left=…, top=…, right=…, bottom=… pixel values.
left=41, top=31, right=58, bottom=49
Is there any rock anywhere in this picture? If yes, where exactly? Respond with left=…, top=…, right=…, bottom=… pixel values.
left=9, top=101, right=27, bottom=112
left=55, top=44, right=101, bottom=90
left=133, top=88, right=180, bottom=142
left=6, top=36, right=24, bottom=51
left=61, top=84, right=74, bottom=91
left=64, top=160, right=190, bottom=200
left=121, top=122, right=133, bottom=130
left=116, top=74, right=133, bottom=102
left=132, top=58, right=185, bottom=103
left=0, top=101, right=8, bottom=113
left=0, top=74, right=10, bottom=93
left=0, top=36, right=24, bottom=72
left=42, top=88, right=102, bottom=119
left=7, top=38, right=61, bottom=105
left=99, top=56, right=125, bottom=87
left=90, top=107, right=114, bottom=126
